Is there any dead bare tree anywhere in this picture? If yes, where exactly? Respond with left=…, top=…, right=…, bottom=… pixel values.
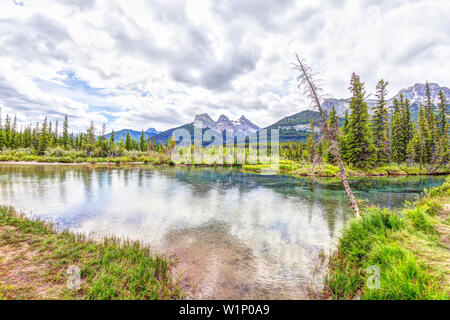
left=294, top=54, right=361, bottom=218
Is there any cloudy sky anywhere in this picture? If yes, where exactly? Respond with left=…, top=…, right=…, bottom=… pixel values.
left=0, top=0, right=449, bottom=132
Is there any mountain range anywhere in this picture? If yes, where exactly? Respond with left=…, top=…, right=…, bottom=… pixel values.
left=152, top=114, right=260, bottom=145
left=322, top=83, right=450, bottom=121
left=111, top=83, right=449, bottom=144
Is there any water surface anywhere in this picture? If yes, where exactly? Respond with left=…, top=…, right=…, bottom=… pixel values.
left=0, top=164, right=445, bottom=299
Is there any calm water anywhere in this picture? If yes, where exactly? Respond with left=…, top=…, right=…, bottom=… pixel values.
left=0, top=164, right=445, bottom=299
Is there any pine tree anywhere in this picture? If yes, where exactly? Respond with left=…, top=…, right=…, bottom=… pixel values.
left=125, top=131, right=132, bottom=151
left=100, top=123, right=108, bottom=156
left=406, top=125, right=418, bottom=165
left=371, top=79, right=390, bottom=166
left=417, top=104, right=432, bottom=164
left=37, top=117, right=49, bottom=155
left=54, top=120, right=59, bottom=145
left=139, top=130, right=146, bottom=151
left=391, top=97, right=403, bottom=163
left=109, top=129, right=115, bottom=156
left=393, top=96, right=413, bottom=163
left=340, top=110, right=349, bottom=164
left=85, top=121, right=95, bottom=155
left=437, top=90, right=448, bottom=137
left=0, top=130, right=5, bottom=150
left=424, top=82, right=438, bottom=154
left=62, top=115, right=70, bottom=149
left=344, top=73, right=375, bottom=168
left=324, top=106, right=339, bottom=164
left=434, top=90, right=449, bottom=165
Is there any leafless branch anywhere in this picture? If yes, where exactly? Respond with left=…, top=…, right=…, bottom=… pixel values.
left=293, top=53, right=361, bottom=218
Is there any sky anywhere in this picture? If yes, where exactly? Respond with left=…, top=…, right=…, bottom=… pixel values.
left=0, top=0, right=449, bottom=133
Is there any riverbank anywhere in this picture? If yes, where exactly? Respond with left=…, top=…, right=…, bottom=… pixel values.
left=1, top=159, right=449, bottom=177
left=0, top=207, right=184, bottom=300
left=243, top=161, right=450, bottom=177
left=325, top=176, right=450, bottom=300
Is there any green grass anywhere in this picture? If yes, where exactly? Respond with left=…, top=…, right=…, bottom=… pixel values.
left=243, top=160, right=450, bottom=177
left=325, top=177, right=450, bottom=300
left=0, top=207, right=184, bottom=300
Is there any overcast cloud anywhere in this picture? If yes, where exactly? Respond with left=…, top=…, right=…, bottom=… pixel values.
left=0, top=0, right=449, bottom=132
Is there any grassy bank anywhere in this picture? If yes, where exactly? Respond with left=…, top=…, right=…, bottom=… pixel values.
left=325, top=176, right=450, bottom=300
left=0, top=207, right=184, bottom=300
left=243, top=160, right=450, bottom=177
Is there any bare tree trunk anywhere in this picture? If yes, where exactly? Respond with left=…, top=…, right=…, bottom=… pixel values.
left=294, top=54, right=361, bottom=218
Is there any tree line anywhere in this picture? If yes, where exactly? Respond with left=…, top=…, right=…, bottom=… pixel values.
left=282, top=77, right=448, bottom=169
left=0, top=77, right=448, bottom=168
left=0, top=114, right=176, bottom=158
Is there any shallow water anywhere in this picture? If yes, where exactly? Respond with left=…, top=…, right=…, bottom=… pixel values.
left=0, top=164, right=445, bottom=299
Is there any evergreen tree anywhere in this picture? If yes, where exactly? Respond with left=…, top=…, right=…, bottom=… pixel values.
left=0, top=130, right=5, bottom=150
left=85, top=121, right=95, bottom=155
left=437, top=90, right=448, bottom=136
left=417, top=104, right=432, bottom=164
left=54, top=120, right=59, bottom=143
left=435, top=90, right=448, bottom=164
left=371, top=79, right=390, bottom=166
left=125, top=131, right=132, bottom=151
left=37, top=117, right=49, bottom=155
left=139, top=130, right=146, bottom=151
left=340, top=110, right=350, bottom=164
left=424, top=81, right=437, bottom=153
left=391, top=97, right=403, bottom=163
left=344, top=73, right=375, bottom=168
left=62, top=115, right=70, bottom=149
left=324, top=106, right=339, bottom=164
left=393, top=96, right=413, bottom=163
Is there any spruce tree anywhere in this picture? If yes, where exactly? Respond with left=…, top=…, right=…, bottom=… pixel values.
left=324, top=106, right=339, bottom=164
left=417, top=104, right=432, bottom=164
left=340, top=110, right=350, bottom=164
left=371, top=79, right=390, bottom=166
left=125, top=131, right=132, bottom=151
left=62, top=115, right=70, bottom=149
left=395, top=97, right=413, bottom=163
left=37, top=117, right=49, bottom=155
left=391, top=97, right=403, bottom=163
left=424, top=82, right=437, bottom=154
left=0, top=130, right=5, bottom=150
left=109, top=129, right=115, bottom=156
left=139, top=130, right=146, bottom=151
left=435, top=90, right=448, bottom=164
left=437, top=90, right=448, bottom=136
left=344, top=73, right=375, bottom=168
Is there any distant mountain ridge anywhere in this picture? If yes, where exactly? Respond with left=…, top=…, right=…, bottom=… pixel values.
left=105, top=128, right=160, bottom=142
left=265, top=110, right=344, bottom=142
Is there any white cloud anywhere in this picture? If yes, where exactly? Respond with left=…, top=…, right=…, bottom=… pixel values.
left=0, top=0, right=448, bottom=133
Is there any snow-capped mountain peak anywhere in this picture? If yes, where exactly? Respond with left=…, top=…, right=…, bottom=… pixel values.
left=192, top=113, right=260, bottom=134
